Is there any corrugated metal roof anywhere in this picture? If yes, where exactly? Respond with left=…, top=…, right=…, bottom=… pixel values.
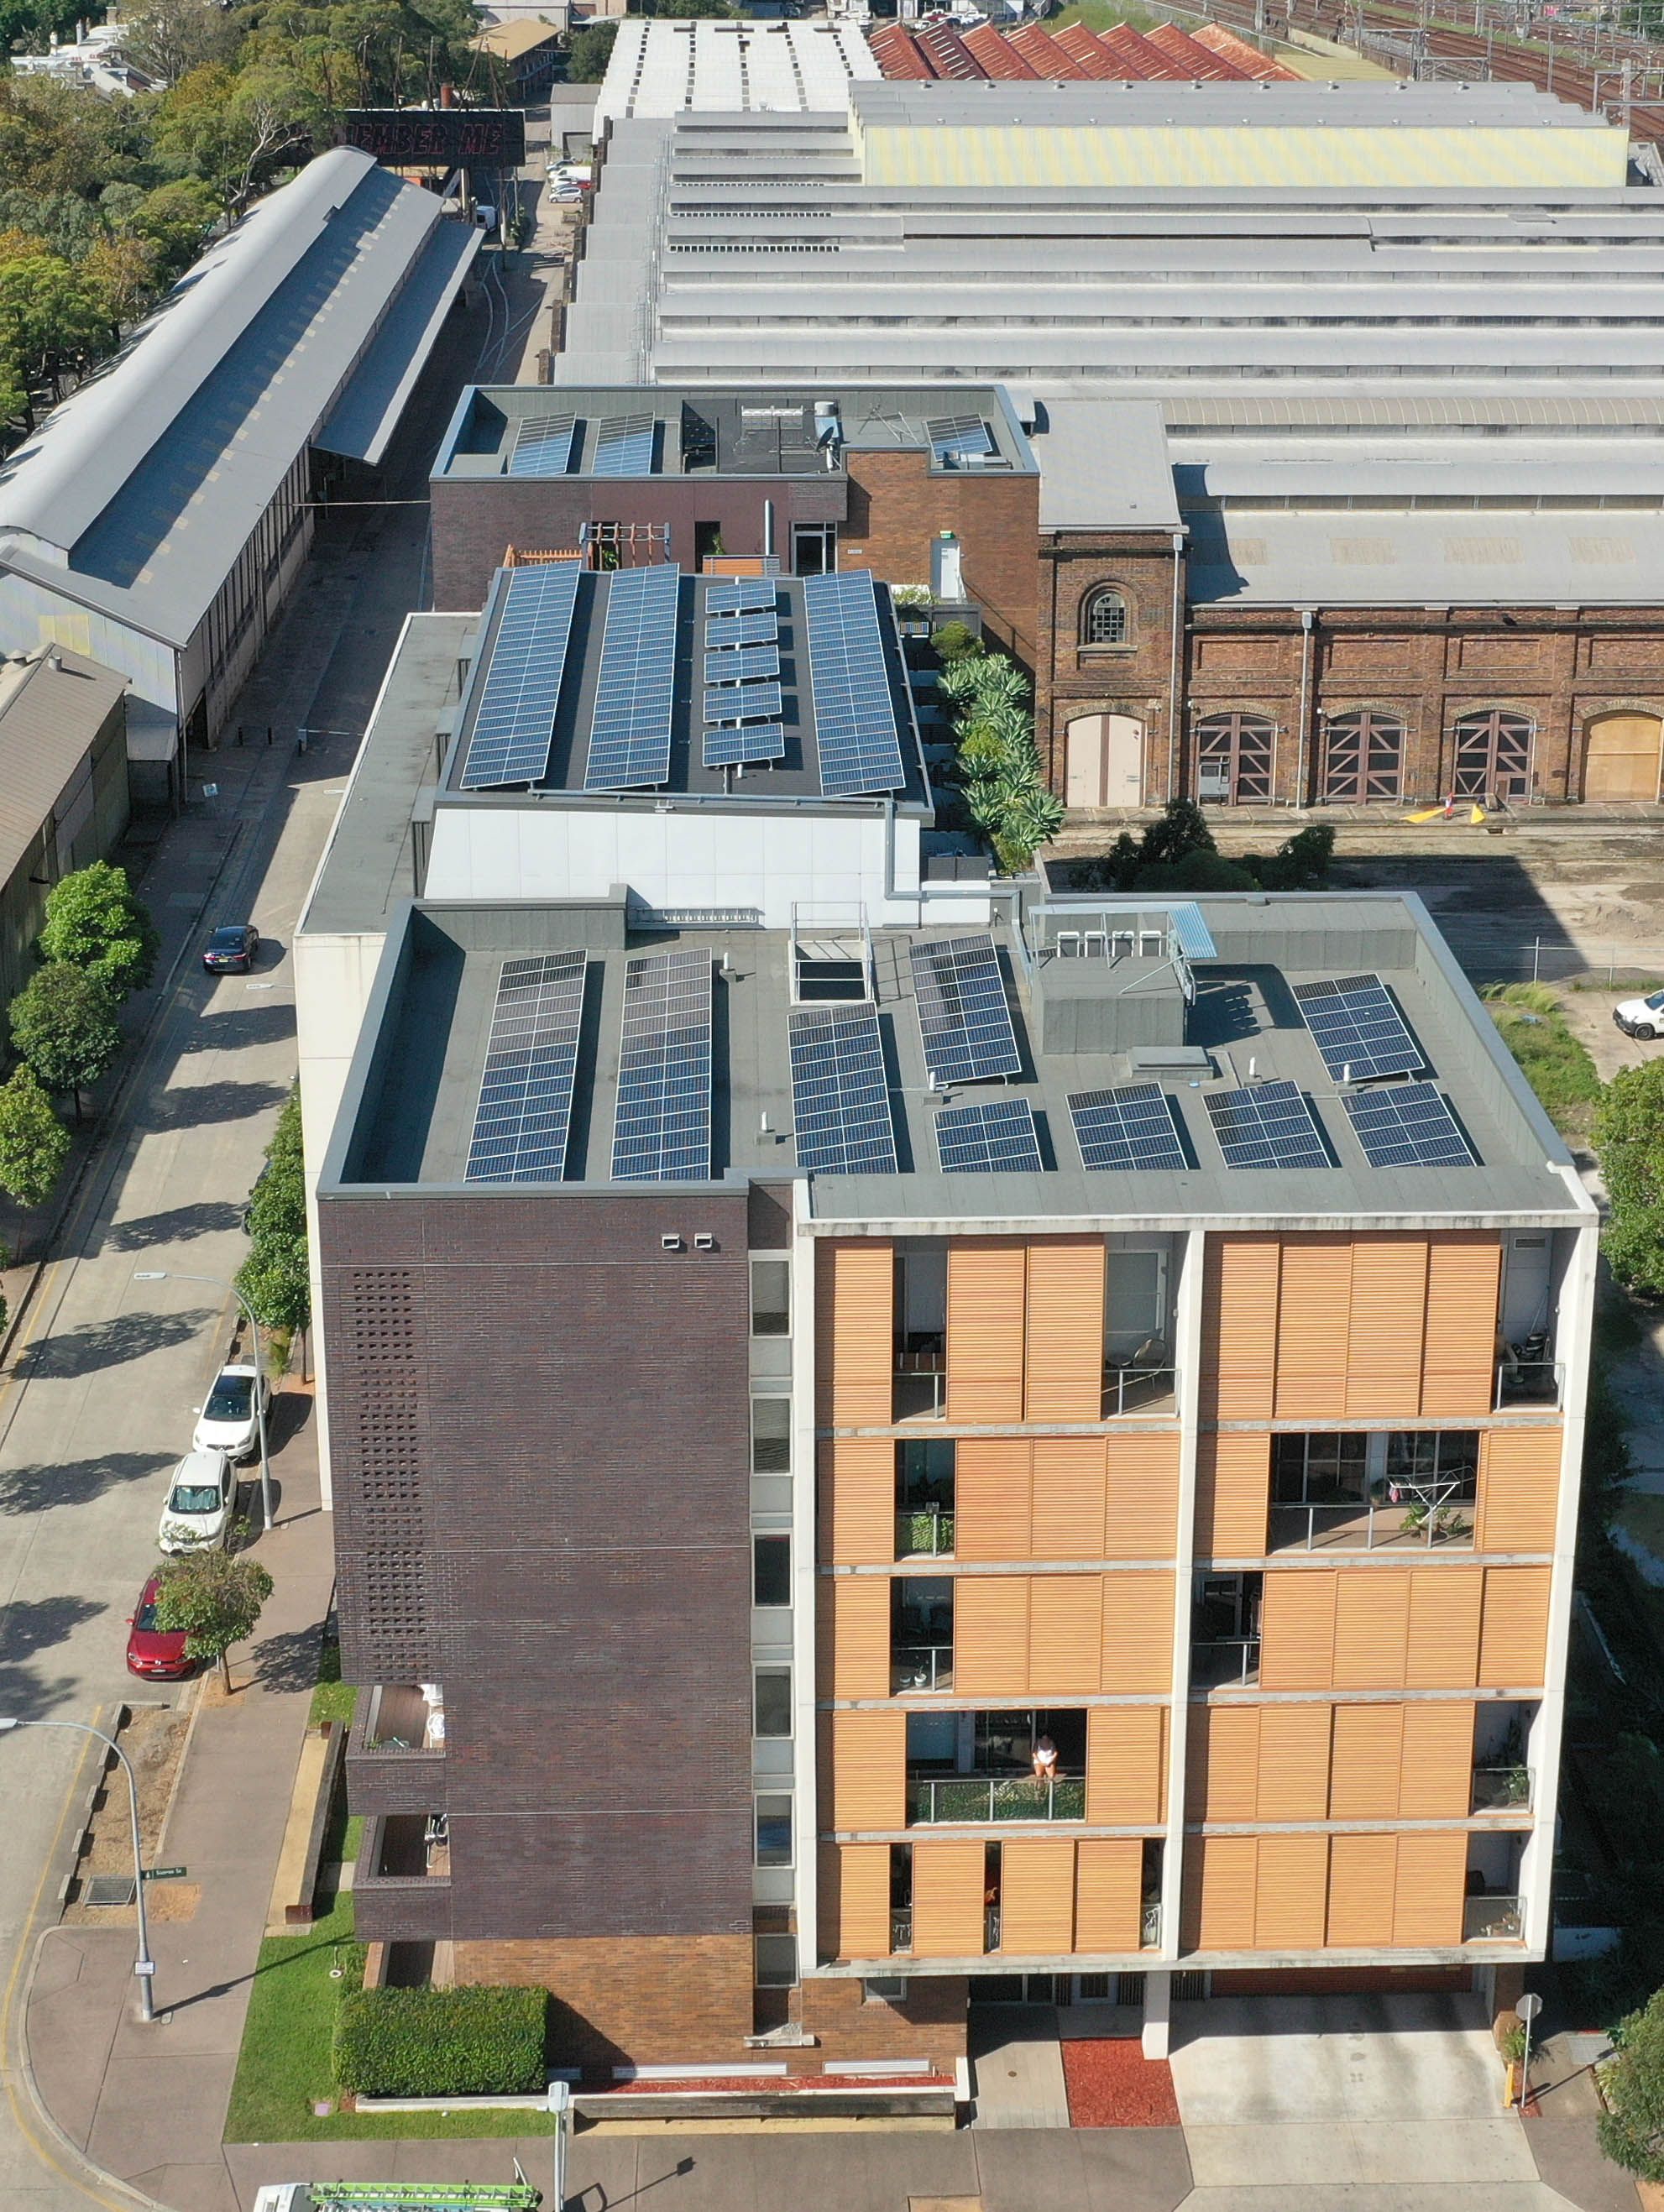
left=0, top=648, right=125, bottom=886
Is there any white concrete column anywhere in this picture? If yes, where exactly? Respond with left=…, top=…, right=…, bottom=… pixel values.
left=1142, top=1969, right=1171, bottom=2061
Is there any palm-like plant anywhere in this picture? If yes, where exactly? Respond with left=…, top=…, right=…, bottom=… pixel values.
left=965, top=656, right=1029, bottom=712
left=935, top=658, right=985, bottom=709
left=1001, top=782, right=1065, bottom=853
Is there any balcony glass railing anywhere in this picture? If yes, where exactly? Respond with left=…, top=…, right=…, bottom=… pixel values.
left=1463, top=1893, right=1524, bottom=1942
left=1269, top=1498, right=1476, bottom=1553
left=892, top=1644, right=954, bottom=1692
left=1472, top=1765, right=1533, bottom=1813
left=1495, top=1359, right=1562, bottom=1411
left=985, top=1906, right=1002, bottom=1952
left=1190, top=1638, right=1260, bottom=1689
left=891, top=1909, right=913, bottom=1954
left=892, top=1352, right=946, bottom=1420
left=908, top=1772, right=1086, bottom=1824
left=896, top=1508, right=955, bottom=1558
left=1104, top=1364, right=1177, bottom=1417
left=1142, top=1899, right=1161, bottom=1948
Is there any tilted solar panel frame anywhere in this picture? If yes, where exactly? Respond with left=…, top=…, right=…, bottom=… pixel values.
left=583, top=563, right=682, bottom=792
left=458, top=562, right=583, bottom=791
left=592, top=411, right=658, bottom=477
left=802, top=570, right=908, bottom=797
left=927, top=412, right=996, bottom=465
left=1342, top=1080, right=1479, bottom=1168
left=936, top=1096, right=1044, bottom=1173
left=706, top=577, right=779, bottom=612
left=703, top=679, right=783, bottom=725
left=1205, top=1079, right=1334, bottom=1171
left=704, top=609, right=778, bottom=650
left=704, top=722, right=786, bottom=766
left=1068, top=1082, right=1189, bottom=1173
left=788, top=1000, right=898, bottom=1174
left=909, top=933, right=1023, bottom=1085
left=1291, top=972, right=1426, bottom=1085
left=703, top=642, right=780, bottom=685
left=610, top=946, right=714, bottom=1183
left=464, top=951, right=588, bottom=1183
left=507, top=412, right=579, bottom=478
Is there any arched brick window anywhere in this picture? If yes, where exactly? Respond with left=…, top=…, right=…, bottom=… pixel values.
left=1081, top=587, right=1131, bottom=649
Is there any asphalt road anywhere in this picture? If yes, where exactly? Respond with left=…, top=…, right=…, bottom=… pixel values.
left=0, top=290, right=494, bottom=2212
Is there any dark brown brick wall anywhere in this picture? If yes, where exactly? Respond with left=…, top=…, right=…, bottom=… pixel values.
left=799, top=1974, right=968, bottom=2070
left=452, top=1933, right=755, bottom=2064
left=840, top=452, right=1040, bottom=674
left=320, top=1190, right=755, bottom=1946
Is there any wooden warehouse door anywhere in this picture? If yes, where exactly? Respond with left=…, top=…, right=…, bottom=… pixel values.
left=1195, top=713, right=1274, bottom=804
left=1321, top=709, right=1405, bottom=803
left=1583, top=712, right=1664, bottom=803
left=1065, top=714, right=1143, bottom=808
left=1452, top=710, right=1533, bottom=802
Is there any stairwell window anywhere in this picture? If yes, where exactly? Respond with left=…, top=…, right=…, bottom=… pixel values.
left=1081, top=586, right=1131, bottom=651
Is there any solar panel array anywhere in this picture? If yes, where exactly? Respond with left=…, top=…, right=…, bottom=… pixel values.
left=704, top=722, right=785, bottom=766
left=704, top=609, right=777, bottom=649
left=703, top=643, right=779, bottom=685
left=910, top=933, right=1022, bottom=1085
left=611, top=948, right=712, bottom=1181
left=507, top=413, right=578, bottom=478
left=1343, top=1082, right=1478, bottom=1169
left=458, top=562, right=583, bottom=791
left=1069, top=1084, right=1188, bottom=1173
left=1206, top=1080, right=1332, bottom=1172
left=704, top=680, right=782, bottom=725
left=706, top=578, right=777, bottom=613
left=928, top=414, right=996, bottom=466
left=583, top=564, right=681, bottom=792
left=463, top=953, right=587, bottom=1183
left=593, top=411, right=657, bottom=476
left=802, top=570, right=908, bottom=797
left=1292, top=973, right=1425, bottom=1084
left=788, top=1001, right=897, bottom=1174
left=936, top=1096, right=1043, bottom=1174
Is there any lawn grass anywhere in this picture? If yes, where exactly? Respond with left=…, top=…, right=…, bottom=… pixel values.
left=1482, top=980, right=1604, bottom=1141
left=307, top=1634, right=357, bottom=1728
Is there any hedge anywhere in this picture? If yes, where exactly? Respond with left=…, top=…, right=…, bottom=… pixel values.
left=332, top=1985, right=547, bottom=2100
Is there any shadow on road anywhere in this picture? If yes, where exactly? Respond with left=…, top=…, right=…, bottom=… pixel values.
left=145, top=1080, right=291, bottom=1132
left=0, top=1447, right=171, bottom=1515
left=17, top=1309, right=212, bottom=1383
left=0, top=1593, right=110, bottom=1718
left=102, top=1200, right=247, bottom=1252
left=181, top=1004, right=296, bottom=1055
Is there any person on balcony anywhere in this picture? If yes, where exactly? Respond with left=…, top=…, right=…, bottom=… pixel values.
left=1031, top=1733, right=1059, bottom=1786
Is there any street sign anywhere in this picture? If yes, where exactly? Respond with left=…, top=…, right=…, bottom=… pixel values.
left=143, top=1865, right=186, bottom=1882
left=342, top=109, right=526, bottom=168
left=133, top=1959, right=156, bottom=1976
left=1516, top=1992, right=1544, bottom=2021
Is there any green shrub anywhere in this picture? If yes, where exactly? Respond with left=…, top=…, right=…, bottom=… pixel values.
left=333, top=1985, right=547, bottom=2100
left=931, top=620, right=983, bottom=664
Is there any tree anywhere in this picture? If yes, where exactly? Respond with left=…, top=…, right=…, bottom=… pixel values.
left=38, top=861, right=160, bottom=1001
left=1595, top=1060, right=1664, bottom=1298
left=0, top=1066, right=70, bottom=1226
left=567, top=19, right=619, bottom=79
left=1138, top=797, right=1217, bottom=871
left=81, top=233, right=161, bottom=340
left=152, top=1549, right=275, bottom=1692
left=0, top=242, right=102, bottom=396
left=1599, top=1987, right=1664, bottom=2181
left=9, top=962, right=120, bottom=1114
left=238, top=1088, right=310, bottom=1335
left=118, top=0, right=238, bottom=86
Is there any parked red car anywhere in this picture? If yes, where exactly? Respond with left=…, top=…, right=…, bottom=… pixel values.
left=125, top=1572, right=194, bottom=1680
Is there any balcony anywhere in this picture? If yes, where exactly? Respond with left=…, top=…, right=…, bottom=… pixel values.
left=896, top=1507, right=955, bottom=1559
left=1104, top=1362, right=1176, bottom=1418
left=1190, top=1638, right=1260, bottom=1691
left=345, top=1686, right=448, bottom=1816
left=1495, top=1359, right=1563, bottom=1411
left=892, top=1645, right=954, bottom=1693
left=1463, top=1892, right=1524, bottom=1943
left=891, top=1909, right=913, bottom=1954
left=893, top=1350, right=946, bottom=1422
left=1472, top=1765, right=1534, bottom=1815
left=353, top=1812, right=453, bottom=1943
left=1142, top=1898, right=1161, bottom=1948
left=1269, top=1497, right=1475, bottom=1555
left=907, top=1771, right=1086, bottom=1824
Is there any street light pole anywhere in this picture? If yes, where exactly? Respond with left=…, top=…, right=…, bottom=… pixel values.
left=0, top=1718, right=155, bottom=2021
left=133, top=1271, right=272, bottom=1532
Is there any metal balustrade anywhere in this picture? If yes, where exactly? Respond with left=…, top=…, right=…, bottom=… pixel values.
left=892, top=1645, right=955, bottom=1693
left=1463, top=1893, right=1524, bottom=1942
left=896, top=1508, right=955, bottom=1558
left=1190, top=1638, right=1260, bottom=1689
left=1471, top=1766, right=1533, bottom=1813
left=907, top=1772, right=1086, bottom=1823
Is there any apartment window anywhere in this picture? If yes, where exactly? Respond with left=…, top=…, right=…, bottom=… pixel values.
left=755, top=1793, right=793, bottom=1867
left=754, top=1666, right=792, bottom=1738
left=755, top=1933, right=798, bottom=1988
left=863, top=1975, right=908, bottom=2003
left=751, top=1397, right=791, bottom=1473
left=753, top=1534, right=791, bottom=1606
left=1106, top=1247, right=1169, bottom=1363
left=751, top=1258, right=790, bottom=1336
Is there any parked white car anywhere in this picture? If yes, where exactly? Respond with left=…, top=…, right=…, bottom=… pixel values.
left=1614, top=987, right=1664, bottom=1040
left=158, top=1448, right=237, bottom=1553
left=192, top=1363, right=269, bottom=1462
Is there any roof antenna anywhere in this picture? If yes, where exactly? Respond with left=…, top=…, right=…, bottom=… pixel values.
left=760, top=1111, right=771, bottom=1136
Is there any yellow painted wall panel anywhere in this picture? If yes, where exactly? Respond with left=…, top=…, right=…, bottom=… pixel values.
left=1001, top=1836, right=1078, bottom=1954
left=829, top=1436, right=897, bottom=1567
left=831, top=1711, right=906, bottom=1831
left=1405, top=1567, right=1484, bottom=1689
left=955, top=1575, right=1031, bottom=1698
left=1478, top=1565, right=1552, bottom=1689
left=1327, top=1833, right=1399, bottom=1948
left=1421, top=1234, right=1502, bottom=1418
left=1087, top=1705, right=1165, bottom=1826
left=1254, top=1833, right=1330, bottom=1950
left=955, top=1439, right=1033, bottom=1562
left=1031, top=1438, right=1107, bottom=1561
left=833, top=1843, right=893, bottom=1960
left=1025, top=1237, right=1106, bottom=1422
left=947, top=1240, right=1028, bottom=1423
left=1105, top=1431, right=1180, bottom=1559
left=1334, top=1571, right=1409, bottom=1690
left=816, top=1239, right=893, bottom=1428
left=1101, top=1571, right=1175, bottom=1693
left=1391, top=1829, right=1468, bottom=1948
left=1257, top=1704, right=1332, bottom=1822
left=1478, top=1429, right=1562, bottom=1555
left=912, top=1838, right=989, bottom=1959
left=1259, top=1571, right=1337, bottom=1691
left=1398, top=1702, right=1475, bottom=1819
left=1346, top=1237, right=1429, bottom=1418
left=1196, top=1433, right=1269, bottom=1560
left=831, top=1576, right=892, bottom=1700
left=1202, top=1235, right=1280, bottom=1420
left=1075, top=1838, right=1144, bottom=1953
left=1028, top=1574, right=1104, bottom=1699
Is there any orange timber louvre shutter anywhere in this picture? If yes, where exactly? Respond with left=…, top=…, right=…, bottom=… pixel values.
left=1254, top=1834, right=1330, bottom=1949
left=829, top=1576, right=891, bottom=1699
left=1326, top=1833, right=1398, bottom=1948
left=1028, top=1575, right=1104, bottom=1698
left=1087, top=1706, right=1165, bottom=1824
left=816, top=1239, right=892, bottom=1427
left=1105, top=1431, right=1180, bottom=1557
left=1477, top=1429, right=1562, bottom=1554
left=954, top=1575, right=1031, bottom=1697
left=1075, top=1838, right=1144, bottom=1951
left=1195, top=1433, right=1269, bottom=1558
left=1030, top=1438, right=1106, bottom=1560
left=955, top=1438, right=1033, bottom=1561
left=1201, top=1235, right=1279, bottom=1419
left=1421, top=1233, right=1503, bottom=1416
left=1024, top=1237, right=1105, bottom=1420
left=1390, top=1830, right=1468, bottom=1946
left=1187, top=1704, right=1258, bottom=1822
left=946, top=1239, right=1027, bottom=1421
left=832, top=1842, right=892, bottom=1959
left=1101, top=1571, right=1175, bottom=1692
left=1333, top=1570, right=1410, bottom=1690
left=1405, top=1566, right=1484, bottom=1687
left=1397, top=1702, right=1476, bottom=1818
left=1258, top=1571, right=1337, bottom=1691
left=911, top=1838, right=987, bottom=1958
left=1000, top=1836, right=1078, bottom=1953
left=828, top=1436, right=895, bottom=1566
left=1346, top=1236, right=1429, bottom=1415
left=1328, top=1704, right=1404, bottom=1819
left=830, top=1711, right=906, bottom=1829
left=1274, top=1235, right=1353, bottom=1420
left=1478, top=1565, right=1552, bottom=1687
left=1255, top=1703, right=1332, bottom=1821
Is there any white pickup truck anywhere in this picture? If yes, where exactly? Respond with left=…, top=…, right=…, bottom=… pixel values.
left=1613, top=987, right=1664, bottom=1040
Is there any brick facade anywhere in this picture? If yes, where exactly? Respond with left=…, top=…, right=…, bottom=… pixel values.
left=798, top=1973, right=969, bottom=2070
left=451, top=1933, right=755, bottom=2065
left=840, top=452, right=1039, bottom=672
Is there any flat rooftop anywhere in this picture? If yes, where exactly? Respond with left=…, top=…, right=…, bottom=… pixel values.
left=437, top=384, right=1035, bottom=480
left=323, top=892, right=1586, bottom=1226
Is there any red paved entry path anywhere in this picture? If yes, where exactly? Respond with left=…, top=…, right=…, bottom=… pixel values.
left=1062, top=2037, right=1183, bottom=2128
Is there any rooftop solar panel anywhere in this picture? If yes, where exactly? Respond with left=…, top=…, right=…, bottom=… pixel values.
left=704, top=610, right=777, bottom=650
left=704, top=722, right=785, bottom=766
left=1291, top=973, right=1424, bottom=1085
left=936, top=1096, right=1044, bottom=1174
left=507, top=412, right=578, bottom=478
left=703, top=643, right=779, bottom=686
left=706, top=578, right=777, bottom=613
left=788, top=1001, right=898, bottom=1175
left=464, top=952, right=587, bottom=1183
left=1069, top=1083, right=1188, bottom=1173
left=703, top=680, right=783, bottom=724
left=803, top=570, right=908, bottom=798
left=458, top=562, right=583, bottom=791
left=928, top=413, right=996, bottom=466
left=1206, top=1080, right=1333, bottom=1171
left=593, top=411, right=657, bottom=477
left=1342, top=1081, right=1478, bottom=1169
left=910, top=933, right=1022, bottom=1085
left=583, top=564, right=681, bottom=792
left=610, top=947, right=712, bottom=1182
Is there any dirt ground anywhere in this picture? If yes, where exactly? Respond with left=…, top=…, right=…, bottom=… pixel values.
left=64, top=1697, right=196, bottom=1929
